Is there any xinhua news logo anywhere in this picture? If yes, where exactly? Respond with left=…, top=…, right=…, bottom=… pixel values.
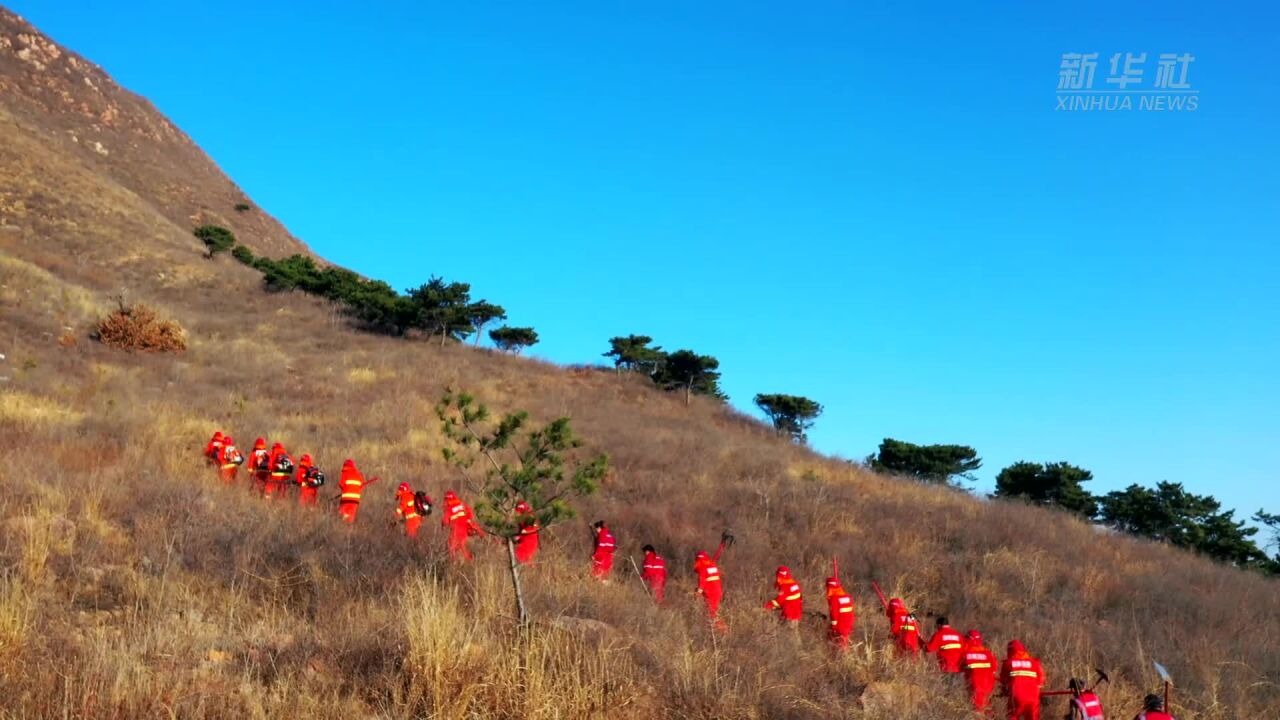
left=1056, top=52, right=1198, bottom=112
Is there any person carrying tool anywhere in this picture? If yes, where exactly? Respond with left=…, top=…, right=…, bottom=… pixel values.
left=1133, top=694, right=1174, bottom=720
left=249, top=438, right=271, bottom=491
left=513, top=501, right=540, bottom=563
left=925, top=617, right=966, bottom=673
left=962, top=630, right=999, bottom=711
left=590, top=520, right=616, bottom=581
left=265, top=442, right=294, bottom=499
left=1001, top=639, right=1046, bottom=720
left=886, top=598, right=922, bottom=656
left=395, top=482, right=423, bottom=537
left=694, top=549, right=725, bottom=623
left=640, top=544, right=666, bottom=602
left=1065, top=678, right=1105, bottom=719
left=825, top=576, right=856, bottom=649
left=204, top=431, right=225, bottom=464
left=337, top=459, right=369, bottom=523
left=442, top=490, right=483, bottom=560
left=763, top=566, right=803, bottom=625
left=216, top=436, right=244, bottom=483
left=295, top=454, right=323, bottom=506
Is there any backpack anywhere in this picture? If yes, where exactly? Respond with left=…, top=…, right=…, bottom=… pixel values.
left=306, top=467, right=326, bottom=488
left=273, top=455, right=295, bottom=474
left=225, top=448, right=244, bottom=465
left=413, top=491, right=433, bottom=516
left=254, top=453, right=270, bottom=472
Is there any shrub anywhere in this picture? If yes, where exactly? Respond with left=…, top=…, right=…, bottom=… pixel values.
left=96, top=303, right=186, bottom=353
left=233, top=202, right=251, bottom=212
left=194, top=225, right=236, bottom=257
left=231, top=245, right=255, bottom=265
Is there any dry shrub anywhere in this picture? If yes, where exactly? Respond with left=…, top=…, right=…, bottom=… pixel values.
left=96, top=303, right=186, bottom=352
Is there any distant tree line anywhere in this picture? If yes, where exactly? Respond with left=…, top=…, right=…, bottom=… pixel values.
left=866, top=438, right=1279, bottom=573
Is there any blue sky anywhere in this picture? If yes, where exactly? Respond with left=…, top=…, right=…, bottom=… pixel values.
left=13, top=1, right=1278, bottom=521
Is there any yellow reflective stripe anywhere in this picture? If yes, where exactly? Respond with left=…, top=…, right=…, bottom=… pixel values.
left=785, top=593, right=802, bottom=601
left=941, top=643, right=963, bottom=650
left=901, top=624, right=916, bottom=632
left=967, top=662, right=992, bottom=669
left=704, top=576, right=720, bottom=582
left=838, top=607, right=854, bottom=613
left=221, top=464, right=237, bottom=469
left=340, top=493, right=362, bottom=501
left=1009, top=670, right=1038, bottom=677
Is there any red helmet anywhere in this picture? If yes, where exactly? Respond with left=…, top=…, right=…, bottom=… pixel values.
left=775, top=565, right=792, bottom=578
left=299, top=454, right=312, bottom=464
left=342, top=458, right=355, bottom=469
left=272, top=442, right=284, bottom=451
left=825, top=577, right=841, bottom=588
left=966, top=629, right=983, bottom=644
left=223, top=436, right=234, bottom=445
left=212, top=431, right=223, bottom=439
left=398, top=482, right=411, bottom=493
left=515, top=500, right=531, bottom=513
left=444, top=490, right=458, bottom=502
left=254, top=437, right=267, bottom=450
left=1007, top=640, right=1026, bottom=655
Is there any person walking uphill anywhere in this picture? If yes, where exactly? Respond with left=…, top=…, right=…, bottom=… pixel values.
left=337, top=459, right=370, bottom=523
left=825, top=576, right=856, bottom=649
left=962, top=630, right=998, bottom=711
left=204, top=431, right=225, bottom=464
left=295, top=454, right=323, bottom=506
left=640, top=545, right=666, bottom=602
left=1134, top=694, right=1174, bottom=720
left=590, top=520, right=616, bottom=581
left=513, top=501, right=540, bottom=563
left=763, top=566, right=803, bottom=625
left=1067, top=678, right=1105, bottom=720
left=886, top=598, right=922, bottom=656
left=216, top=436, right=244, bottom=482
left=395, top=482, right=422, bottom=538
left=926, top=617, right=966, bottom=673
left=1001, top=639, right=1045, bottom=720
left=694, top=549, right=725, bottom=625
left=442, top=491, right=483, bottom=560
left=265, top=442, right=294, bottom=499
left=250, top=438, right=271, bottom=491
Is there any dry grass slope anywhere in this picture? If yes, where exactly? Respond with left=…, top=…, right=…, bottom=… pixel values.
left=0, top=6, right=1277, bottom=719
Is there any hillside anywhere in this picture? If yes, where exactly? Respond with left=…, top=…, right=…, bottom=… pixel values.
left=1, top=7, right=1277, bottom=719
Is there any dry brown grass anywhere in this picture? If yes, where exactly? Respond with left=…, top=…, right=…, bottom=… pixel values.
left=0, top=17, right=1277, bottom=716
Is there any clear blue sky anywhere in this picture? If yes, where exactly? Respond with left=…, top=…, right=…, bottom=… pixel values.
left=14, top=1, right=1277, bottom=521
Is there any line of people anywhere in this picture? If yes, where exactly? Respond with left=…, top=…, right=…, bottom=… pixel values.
left=201, top=430, right=1176, bottom=720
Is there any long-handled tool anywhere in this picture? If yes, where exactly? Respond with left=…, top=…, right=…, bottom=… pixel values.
left=1154, top=661, right=1173, bottom=713
left=628, top=555, right=653, bottom=599
left=1042, top=668, right=1111, bottom=697
left=870, top=580, right=889, bottom=612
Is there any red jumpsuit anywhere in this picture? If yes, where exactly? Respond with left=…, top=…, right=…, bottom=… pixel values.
left=926, top=625, right=966, bottom=672
left=265, top=443, right=293, bottom=499
left=295, top=455, right=319, bottom=506
left=337, top=459, right=365, bottom=523
left=825, top=578, right=856, bottom=649
left=591, top=524, right=616, bottom=581
left=1136, top=712, right=1174, bottom=720
left=962, top=633, right=998, bottom=711
left=395, top=484, right=422, bottom=537
left=887, top=599, right=922, bottom=655
left=249, top=438, right=270, bottom=493
left=694, top=551, right=724, bottom=621
left=640, top=550, right=667, bottom=602
left=204, top=432, right=224, bottom=464
left=216, top=439, right=242, bottom=483
left=764, top=567, right=803, bottom=623
left=1001, top=640, right=1045, bottom=720
left=1069, top=691, right=1105, bottom=719
left=442, top=492, right=482, bottom=560
left=513, top=502, right=540, bottom=563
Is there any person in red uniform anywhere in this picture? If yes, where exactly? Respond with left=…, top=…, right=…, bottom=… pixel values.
left=886, top=598, right=922, bottom=656
left=1001, top=639, right=1045, bottom=720
left=294, top=454, right=322, bottom=506
left=442, top=491, right=483, bottom=560
left=694, top=549, right=725, bottom=624
left=265, top=442, right=293, bottom=499
left=216, top=436, right=243, bottom=483
left=337, top=459, right=367, bottom=523
left=204, top=431, right=225, bottom=464
left=1067, top=678, right=1105, bottom=720
left=925, top=617, right=966, bottom=673
left=395, top=482, right=423, bottom=538
left=825, top=577, right=856, bottom=649
left=513, top=501, right=540, bottom=563
left=640, top=544, right=667, bottom=602
left=763, top=566, right=803, bottom=624
left=249, top=438, right=271, bottom=492
left=1134, top=694, right=1174, bottom=720
left=962, top=630, right=998, bottom=711
left=590, top=520, right=616, bottom=581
